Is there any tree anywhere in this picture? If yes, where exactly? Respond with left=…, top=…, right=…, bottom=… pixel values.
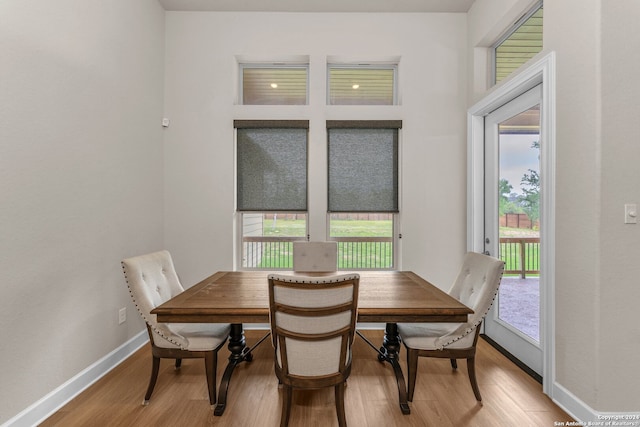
left=519, top=140, right=540, bottom=225
left=499, top=178, right=513, bottom=216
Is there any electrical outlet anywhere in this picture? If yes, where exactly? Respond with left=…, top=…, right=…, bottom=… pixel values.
left=118, top=307, right=127, bottom=324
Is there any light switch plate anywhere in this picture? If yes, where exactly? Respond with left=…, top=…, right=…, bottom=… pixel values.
left=624, top=204, right=637, bottom=224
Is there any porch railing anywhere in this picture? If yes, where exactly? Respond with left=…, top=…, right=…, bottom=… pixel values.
left=242, top=236, right=393, bottom=270
left=243, top=236, right=534, bottom=274
left=334, top=237, right=393, bottom=269
left=499, top=237, right=540, bottom=278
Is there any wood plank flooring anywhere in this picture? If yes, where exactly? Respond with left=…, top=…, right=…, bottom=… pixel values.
left=40, top=330, right=572, bottom=426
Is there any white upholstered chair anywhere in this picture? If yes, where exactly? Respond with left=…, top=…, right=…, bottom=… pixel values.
left=121, top=250, right=230, bottom=406
left=268, top=273, right=359, bottom=427
left=250, top=241, right=341, bottom=356
left=292, top=241, right=338, bottom=272
left=397, top=252, right=504, bottom=404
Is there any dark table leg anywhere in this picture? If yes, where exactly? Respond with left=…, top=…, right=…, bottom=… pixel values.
left=379, top=322, right=411, bottom=415
left=355, top=324, right=410, bottom=414
left=214, top=323, right=253, bottom=416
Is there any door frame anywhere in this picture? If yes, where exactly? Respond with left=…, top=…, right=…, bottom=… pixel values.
left=467, top=51, right=556, bottom=396
left=483, top=84, right=543, bottom=376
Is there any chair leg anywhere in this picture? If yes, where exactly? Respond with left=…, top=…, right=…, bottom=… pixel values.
left=335, top=382, right=347, bottom=427
left=143, top=356, right=161, bottom=405
left=204, top=351, right=217, bottom=406
left=406, top=348, right=419, bottom=402
left=466, top=356, right=482, bottom=403
left=450, top=358, right=458, bottom=370
left=280, top=385, right=292, bottom=427
left=175, top=358, right=182, bottom=370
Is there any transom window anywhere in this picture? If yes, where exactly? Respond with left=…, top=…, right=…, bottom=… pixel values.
left=327, top=64, right=397, bottom=105
left=240, top=64, right=308, bottom=105
left=492, top=2, right=543, bottom=84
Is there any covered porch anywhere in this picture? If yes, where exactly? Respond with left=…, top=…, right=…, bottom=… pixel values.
left=497, top=276, right=540, bottom=342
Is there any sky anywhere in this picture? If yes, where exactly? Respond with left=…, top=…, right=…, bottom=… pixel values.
left=499, top=133, right=540, bottom=196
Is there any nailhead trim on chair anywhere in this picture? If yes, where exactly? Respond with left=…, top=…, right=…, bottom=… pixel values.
left=267, top=273, right=360, bottom=285
left=436, top=269, right=504, bottom=349
left=121, top=263, right=184, bottom=349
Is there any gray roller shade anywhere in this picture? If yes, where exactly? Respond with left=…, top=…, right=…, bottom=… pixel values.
left=327, top=122, right=400, bottom=213
left=236, top=122, right=308, bottom=211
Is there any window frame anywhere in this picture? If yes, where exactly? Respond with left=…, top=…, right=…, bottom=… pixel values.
left=235, top=120, right=310, bottom=270
left=238, top=211, right=308, bottom=270
left=326, top=120, right=402, bottom=270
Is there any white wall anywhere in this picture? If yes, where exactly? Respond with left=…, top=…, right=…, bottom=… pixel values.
left=0, top=0, right=165, bottom=423
left=469, top=0, right=640, bottom=415
left=592, top=0, right=640, bottom=411
left=546, top=0, right=603, bottom=409
left=163, top=12, right=469, bottom=287
left=545, top=0, right=640, bottom=412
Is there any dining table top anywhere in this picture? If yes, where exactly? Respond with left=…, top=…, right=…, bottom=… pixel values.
left=151, top=270, right=473, bottom=324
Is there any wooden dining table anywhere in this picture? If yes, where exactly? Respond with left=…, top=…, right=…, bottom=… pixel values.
left=151, top=270, right=473, bottom=416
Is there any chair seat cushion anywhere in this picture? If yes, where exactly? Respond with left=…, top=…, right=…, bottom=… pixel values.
left=397, top=322, right=476, bottom=350
left=154, top=323, right=230, bottom=351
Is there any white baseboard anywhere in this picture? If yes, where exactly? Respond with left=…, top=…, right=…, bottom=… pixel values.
left=552, top=381, right=594, bottom=423
left=2, top=331, right=148, bottom=427
left=552, top=381, right=640, bottom=425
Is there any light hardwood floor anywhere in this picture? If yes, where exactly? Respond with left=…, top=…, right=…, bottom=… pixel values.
left=41, top=330, right=572, bottom=426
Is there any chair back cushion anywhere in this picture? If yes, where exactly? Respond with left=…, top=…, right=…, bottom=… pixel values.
left=435, top=252, right=504, bottom=348
left=268, top=273, right=359, bottom=378
left=292, top=241, right=338, bottom=272
left=121, top=250, right=188, bottom=348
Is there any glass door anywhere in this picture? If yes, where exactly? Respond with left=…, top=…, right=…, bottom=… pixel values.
left=483, top=84, right=543, bottom=376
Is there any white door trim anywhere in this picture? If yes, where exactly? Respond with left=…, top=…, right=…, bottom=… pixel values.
left=467, top=51, right=556, bottom=396
left=483, top=84, right=544, bottom=376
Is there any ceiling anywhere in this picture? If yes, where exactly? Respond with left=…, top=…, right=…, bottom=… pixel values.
left=158, top=0, right=477, bottom=13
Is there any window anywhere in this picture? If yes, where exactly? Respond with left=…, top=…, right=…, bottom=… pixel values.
left=235, top=120, right=309, bottom=269
left=240, top=64, right=308, bottom=105
left=327, top=120, right=401, bottom=269
left=328, top=64, right=397, bottom=105
left=235, top=60, right=402, bottom=271
left=492, top=2, right=543, bottom=84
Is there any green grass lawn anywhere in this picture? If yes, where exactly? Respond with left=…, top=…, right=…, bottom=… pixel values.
left=329, top=219, right=392, bottom=237
left=262, top=218, right=306, bottom=236
left=256, top=218, right=393, bottom=268
left=261, top=218, right=393, bottom=237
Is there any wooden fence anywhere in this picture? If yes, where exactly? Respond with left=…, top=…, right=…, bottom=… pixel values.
left=500, top=213, right=539, bottom=229
left=261, top=213, right=392, bottom=221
